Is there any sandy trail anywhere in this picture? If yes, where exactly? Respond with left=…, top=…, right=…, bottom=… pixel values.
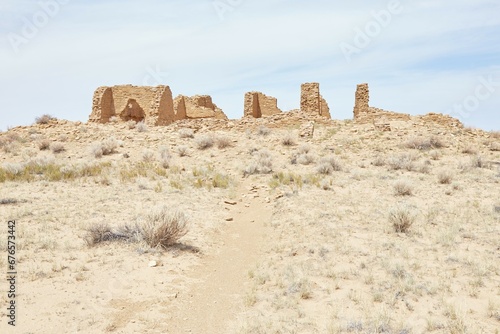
left=164, top=180, right=272, bottom=333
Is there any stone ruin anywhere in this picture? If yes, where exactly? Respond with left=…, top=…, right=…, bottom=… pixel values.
left=243, top=92, right=282, bottom=118
left=173, top=95, right=227, bottom=120
left=353, top=83, right=411, bottom=125
left=89, top=85, right=227, bottom=125
left=300, top=83, right=331, bottom=119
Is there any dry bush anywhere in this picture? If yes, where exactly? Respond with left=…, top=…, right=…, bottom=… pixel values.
left=297, top=153, right=315, bottom=165
left=160, top=147, right=171, bottom=168
left=297, top=144, right=311, bottom=154
left=429, top=150, right=441, bottom=161
left=195, top=135, right=214, bottom=150
left=438, top=171, right=453, bottom=184
left=489, top=131, right=500, bottom=139
left=35, top=114, right=56, bottom=124
left=372, top=155, right=386, bottom=166
left=50, top=142, right=65, bottom=153
left=127, top=120, right=136, bottom=129
left=471, top=155, right=489, bottom=169
left=90, top=143, right=103, bottom=158
left=38, top=139, right=50, bottom=151
left=216, top=136, right=232, bottom=149
left=281, top=133, right=296, bottom=146
left=244, top=149, right=273, bottom=175
left=393, top=180, right=413, bottom=196
left=316, top=156, right=342, bottom=175
left=84, top=223, right=138, bottom=247
left=136, top=121, right=148, bottom=132
left=490, top=141, right=500, bottom=152
left=177, top=145, right=188, bottom=157
left=257, top=126, right=271, bottom=136
left=387, top=153, right=418, bottom=171
left=389, top=205, right=416, bottom=233
left=139, top=207, right=189, bottom=248
left=461, top=145, right=478, bottom=155
left=405, top=136, right=443, bottom=150
left=102, top=137, right=118, bottom=155
left=179, top=128, right=194, bottom=138
left=142, top=149, right=155, bottom=162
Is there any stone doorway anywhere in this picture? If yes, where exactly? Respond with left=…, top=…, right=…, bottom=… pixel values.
left=120, top=99, right=145, bottom=122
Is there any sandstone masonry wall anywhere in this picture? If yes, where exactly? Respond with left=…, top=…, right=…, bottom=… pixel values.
left=173, top=95, right=228, bottom=120
left=353, top=83, right=370, bottom=119
left=243, top=92, right=282, bottom=118
left=300, top=83, right=330, bottom=119
left=89, top=85, right=175, bottom=125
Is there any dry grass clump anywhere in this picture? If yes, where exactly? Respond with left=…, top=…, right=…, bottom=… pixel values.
left=429, top=150, right=441, bottom=161
left=90, top=137, right=118, bottom=158
left=38, top=139, right=50, bottom=151
left=316, top=156, right=342, bottom=175
left=159, top=147, right=171, bottom=169
left=297, top=153, right=315, bottom=165
left=142, top=149, right=156, bottom=162
left=179, top=128, right=195, bottom=138
left=35, top=114, right=56, bottom=124
left=372, top=155, right=386, bottom=166
left=405, top=136, right=444, bottom=150
left=257, top=126, right=271, bottom=136
left=139, top=208, right=189, bottom=248
left=177, top=145, right=188, bottom=157
left=244, top=149, right=273, bottom=175
left=438, top=170, right=453, bottom=184
left=281, top=133, right=296, bottom=146
left=489, top=131, right=500, bottom=139
left=389, top=205, right=416, bottom=233
left=127, top=120, right=136, bottom=129
left=387, top=153, right=418, bottom=171
left=195, top=134, right=214, bottom=150
left=471, top=155, right=489, bottom=169
left=297, top=144, right=311, bottom=154
left=84, top=223, right=138, bottom=247
left=393, top=180, right=413, bottom=196
left=490, top=141, right=500, bottom=152
left=50, top=142, right=65, bottom=153
left=136, top=121, right=148, bottom=132
left=215, top=136, right=232, bottom=149
left=461, top=145, right=478, bottom=155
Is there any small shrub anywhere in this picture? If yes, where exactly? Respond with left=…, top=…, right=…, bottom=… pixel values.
left=90, top=143, right=103, bottom=158
left=109, top=116, right=119, bottom=123
left=316, top=156, right=342, bottom=175
left=490, top=142, right=500, bottom=152
left=195, top=135, right=214, bottom=150
left=257, top=126, right=270, bottom=136
left=139, top=207, right=189, bottom=248
left=393, top=180, right=413, bottom=196
left=297, top=144, right=311, bottom=154
left=387, top=153, right=417, bottom=171
left=389, top=206, right=416, bottom=233
left=244, top=149, right=273, bottom=175
left=405, top=136, right=443, bottom=150
left=50, top=142, right=65, bottom=153
left=297, top=153, right=315, bottom=165
left=159, top=147, right=171, bottom=169
left=429, top=150, right=441, bottom=161
left=281, top=133, right=296, bottom=146
left=127, top=120, right=136, bottom=129
left=179, top=128, right=194, bottom=138
left=471, top=155, right=489, bottom=169
left=177, top=145, right=188, bottom=157
left=142, top=150, right=155, bottom=162
left=216, top=136, right=232, bottom=149
left=84, top=223, right=138, bottom=247
left=438, top=171, right=453, bottom=184
left=102, top=137, right=118, bottom=155
left=38, top=139, right=50, bottom=151
left=35, top=114, right=56, bottom=124
left=461, top=146, right=478, bottom=155
left=136, top=121, right=148, bottom=132
left=372, top=155, right=386, bottom=166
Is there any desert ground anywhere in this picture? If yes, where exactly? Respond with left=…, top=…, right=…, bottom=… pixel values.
left=1, top=113, right=499, bottom=333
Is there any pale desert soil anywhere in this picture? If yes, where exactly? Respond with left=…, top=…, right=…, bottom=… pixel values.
left=0, top=116, right=499, bottom=333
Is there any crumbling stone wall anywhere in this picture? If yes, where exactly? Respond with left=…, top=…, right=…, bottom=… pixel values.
left=89, top=85, right=175, bottom=125
left=300, top=83, right=331, bottom=119
left=173, top=95, right=227, bottom=120
left=353, top=83, right=370, bottom=119
left=243, top=92, right=282, bottom=118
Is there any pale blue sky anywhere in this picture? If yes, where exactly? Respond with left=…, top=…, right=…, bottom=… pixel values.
left=1, top=0, right=499, bottom=131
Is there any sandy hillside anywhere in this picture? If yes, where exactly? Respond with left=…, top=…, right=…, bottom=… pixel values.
left=1, top=113, right=499, bottom=333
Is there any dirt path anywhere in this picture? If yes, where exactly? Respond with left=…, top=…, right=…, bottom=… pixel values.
left=164, top=180, right=272, bottom=333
